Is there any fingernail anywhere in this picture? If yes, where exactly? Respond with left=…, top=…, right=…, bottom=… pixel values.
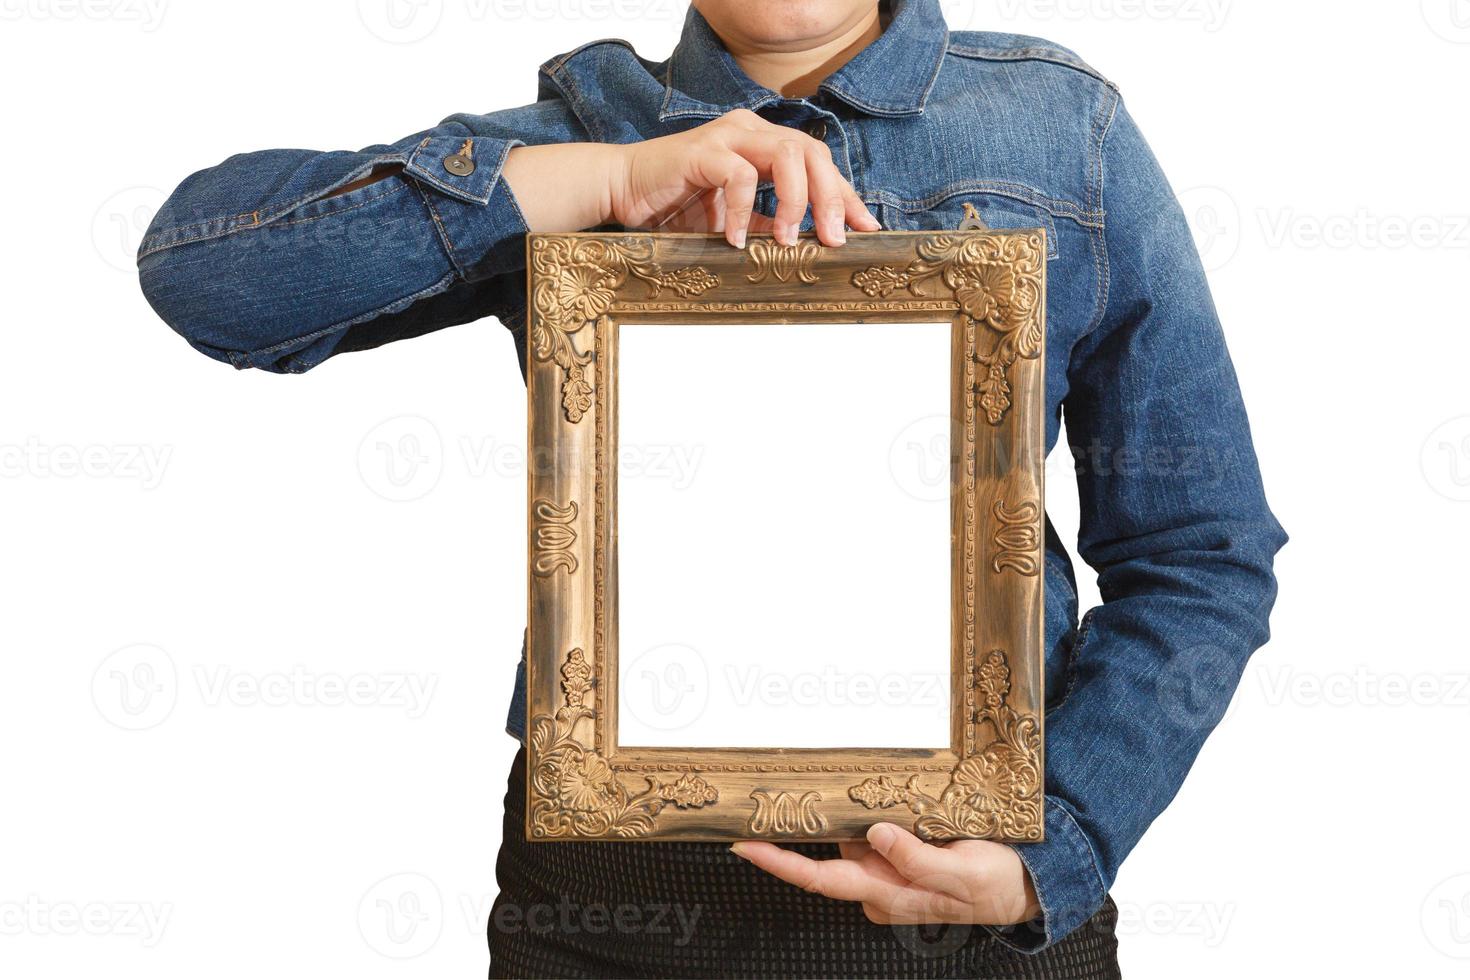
left=733, top=228, right=747, bottom=249
left=730, top=843, right=752, bottom=859
left=832, top=229, right=846, bottom=245
left=867, top=824, right=895, bottom=850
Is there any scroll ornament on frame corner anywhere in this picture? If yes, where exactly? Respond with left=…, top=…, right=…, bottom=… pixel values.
left=852, top=232, right=1045, bottom=425
left=848, top=650, right=1043, bottom=842
left=529, top=236, right=720, bottom=424
left=529, top=647, right=720, bottom=840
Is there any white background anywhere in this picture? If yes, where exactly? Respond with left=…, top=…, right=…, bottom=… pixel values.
left=1, top=1, right=1468, bottom=977
left=617, top=322, right=951, bottom=749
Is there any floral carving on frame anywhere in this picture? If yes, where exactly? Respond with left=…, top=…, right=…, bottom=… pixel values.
left=853, top=233, right=1045, bottom=424
left=529, top=648, right=720, bottom=839
left=530, top=236, right=719, bottom=423
left=849, top=651, right=1043, bottom=841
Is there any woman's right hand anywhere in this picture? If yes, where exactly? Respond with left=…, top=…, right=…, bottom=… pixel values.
left=609, top=108, right=879, bottom=248
left=502, top=109, right=879, bottom=249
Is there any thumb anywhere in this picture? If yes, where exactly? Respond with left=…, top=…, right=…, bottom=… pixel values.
left=866, top=822, right=955, bottom=884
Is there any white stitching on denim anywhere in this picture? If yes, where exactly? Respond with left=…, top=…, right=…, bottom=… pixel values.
left=137, top=153, right=410, bottom=259
left=945, top=41, right=1116, bottom=90
left=540, top=37, right=636, bottom=78
left=421, top=190, right=460, bottom=277
left=1084, top=89, right=1123, bottom=340
left=1048, top=796, right=1109, bottom=908
left=820, top=26, right=947, bottom=116
left=869, top=182, right=1101, bottom=227
left=543, top=60, right=613, bottom=143
left=406, top=140, right=494, bottom=205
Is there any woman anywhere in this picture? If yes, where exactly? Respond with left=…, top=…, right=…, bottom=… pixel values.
left=138, top=1, right=1285, bottom=976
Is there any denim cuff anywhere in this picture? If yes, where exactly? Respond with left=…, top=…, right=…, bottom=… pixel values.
left=402, top=134, right=529, bottom=281
left=986, top=796, right=1108, bottom=954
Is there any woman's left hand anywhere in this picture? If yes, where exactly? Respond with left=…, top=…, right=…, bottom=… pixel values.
left=730, top=822, right=1041, bottom=926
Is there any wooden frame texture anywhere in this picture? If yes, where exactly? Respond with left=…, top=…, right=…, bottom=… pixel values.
left=526, top=230, right=1046, bottom=842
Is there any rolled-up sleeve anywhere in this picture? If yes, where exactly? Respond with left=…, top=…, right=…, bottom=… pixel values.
left=997, top=96, right=1288, bottom=951
left=137, top=99, right=583, bottom=373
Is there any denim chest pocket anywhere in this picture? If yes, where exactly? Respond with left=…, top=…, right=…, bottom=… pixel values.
left=873, top=186, right=1060, bottom=260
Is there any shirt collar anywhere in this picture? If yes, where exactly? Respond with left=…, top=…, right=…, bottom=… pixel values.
left=660, top=0, right=950, bottom=122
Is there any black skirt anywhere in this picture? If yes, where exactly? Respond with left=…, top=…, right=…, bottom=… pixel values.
left=488, top=749, right=1121, bottom=979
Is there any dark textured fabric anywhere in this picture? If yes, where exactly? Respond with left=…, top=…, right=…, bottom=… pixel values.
left=488, top=750, right=1121, bottom=979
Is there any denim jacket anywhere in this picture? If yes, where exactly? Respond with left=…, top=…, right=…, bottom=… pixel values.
left=138, top=0, right=1286, bottom=952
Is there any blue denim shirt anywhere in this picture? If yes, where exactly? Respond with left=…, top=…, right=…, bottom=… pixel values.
left=138, top=0, right=1286, bottom=953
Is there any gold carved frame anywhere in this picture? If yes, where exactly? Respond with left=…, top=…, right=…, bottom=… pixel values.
left=526, top=230, right=1046, bottom=842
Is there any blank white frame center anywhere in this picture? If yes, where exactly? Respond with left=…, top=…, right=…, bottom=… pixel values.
left=615, top=321, right=952, bottom=749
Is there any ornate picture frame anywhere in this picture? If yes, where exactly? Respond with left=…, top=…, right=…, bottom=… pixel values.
left=525, top=230, right=1046, bottom=843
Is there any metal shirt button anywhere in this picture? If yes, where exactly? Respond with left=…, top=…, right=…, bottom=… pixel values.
left=803, top=119, right=827, bottom=141
left=443, top=154, right=476, bottom=177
